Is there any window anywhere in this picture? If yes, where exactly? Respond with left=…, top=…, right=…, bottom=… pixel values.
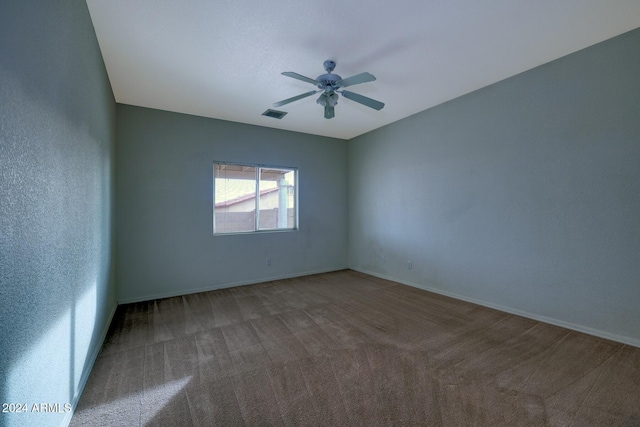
left=213, top=162, right=297, bottom=234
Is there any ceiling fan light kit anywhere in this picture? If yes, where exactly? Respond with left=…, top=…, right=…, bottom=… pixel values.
left=274, top=60, right=385, bottom=119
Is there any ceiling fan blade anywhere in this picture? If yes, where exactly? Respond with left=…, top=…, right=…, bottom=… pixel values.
left=336, top=72, right=376, bottom=88
left=281, top=71, right=321, bottom=86
left=273, top=90, right=318, bottom=107
left=324, top=105, right=335, bottom=119
left=341, top=90, right=385, bottom=110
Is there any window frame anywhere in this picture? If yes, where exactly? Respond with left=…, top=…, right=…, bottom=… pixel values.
left=213, top=161, right=299, bottom=235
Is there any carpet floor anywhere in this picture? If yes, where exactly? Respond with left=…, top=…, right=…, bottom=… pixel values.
left=71, top=270, right=640, bottom=426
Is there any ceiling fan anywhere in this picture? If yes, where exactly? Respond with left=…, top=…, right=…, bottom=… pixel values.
left=274, top=60, right=385, bottom=119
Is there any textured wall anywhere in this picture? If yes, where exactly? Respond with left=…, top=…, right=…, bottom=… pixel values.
left=116, top=105, right=348, bottom=303
left=0, top=1, right=117, bottom=426
left=348, top=28, right=640, bottom=345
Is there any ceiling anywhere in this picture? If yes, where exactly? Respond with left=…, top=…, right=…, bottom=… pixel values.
left=85, top=1, right=640, bottom=140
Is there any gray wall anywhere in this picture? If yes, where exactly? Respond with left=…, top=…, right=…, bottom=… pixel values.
left=348, top=29, right=640, bottom=346
left=116, top=105, right=348, bottom=303
left=0, top=1, right=117, bottom=426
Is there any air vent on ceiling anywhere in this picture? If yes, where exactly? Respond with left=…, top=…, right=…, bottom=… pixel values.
left=262, top=109, right=287, bottom=119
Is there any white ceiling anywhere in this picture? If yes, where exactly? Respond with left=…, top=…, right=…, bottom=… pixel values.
left=86, top=0, right=640, bottom=140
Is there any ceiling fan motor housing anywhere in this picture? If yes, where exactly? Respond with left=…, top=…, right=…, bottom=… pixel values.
left=316, top=73, right=342, bottom=91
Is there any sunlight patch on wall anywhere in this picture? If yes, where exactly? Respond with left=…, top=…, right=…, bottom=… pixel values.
left=6, top=283, right=97, bottom=427
left=73, top=283, right=97, bottom=391
left=7, top=306, right=72, bottom=427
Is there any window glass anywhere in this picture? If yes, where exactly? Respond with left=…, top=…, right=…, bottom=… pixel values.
left=214, top=163, right=297, bottom=234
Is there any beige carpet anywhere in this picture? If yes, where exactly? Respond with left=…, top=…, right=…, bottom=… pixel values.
left=71, top=270, right=640, bottom=426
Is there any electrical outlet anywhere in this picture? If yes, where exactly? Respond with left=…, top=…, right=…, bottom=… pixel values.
left=266, top=258, right=271, bottom=266
left=408, top=260, right=412, bottom=269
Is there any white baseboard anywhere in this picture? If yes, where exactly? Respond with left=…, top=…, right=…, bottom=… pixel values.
left=351, top=267, right=640, bottom=349
left=62, top=301, right=118, bottom=427
left=117, top=266, right=349, bottom=304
